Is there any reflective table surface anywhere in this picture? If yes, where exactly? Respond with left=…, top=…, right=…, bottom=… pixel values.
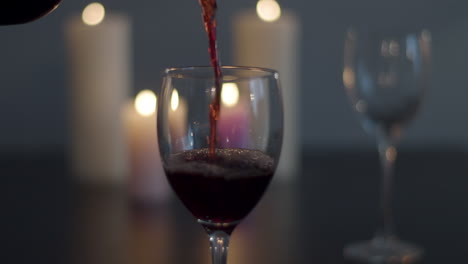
left=2, top=147, right=468, bottom=264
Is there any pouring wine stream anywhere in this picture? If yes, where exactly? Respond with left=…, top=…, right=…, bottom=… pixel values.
left=199, top=0, right=223, bottom=156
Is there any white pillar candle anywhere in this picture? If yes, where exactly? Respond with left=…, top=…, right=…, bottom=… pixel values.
left=232, top=2, right=301, bottom=181
left=65, top=3, right=131, bottom=185
left=123, top=90, right=170, bottom=203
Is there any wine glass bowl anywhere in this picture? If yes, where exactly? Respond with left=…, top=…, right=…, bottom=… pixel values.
left=158, top=66, right=283, bottom=264
left=344, top=28, right=431, bottom=138
left=343, top=28, right=431, bottom=262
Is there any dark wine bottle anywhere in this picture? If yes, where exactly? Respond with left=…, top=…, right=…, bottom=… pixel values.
left=0, top=0, right=62, bottom=25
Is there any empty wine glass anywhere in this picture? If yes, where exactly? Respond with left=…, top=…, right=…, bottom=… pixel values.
left=342, top=28, right=431, bottom=262
left=158, top=66, right=283, bottom=264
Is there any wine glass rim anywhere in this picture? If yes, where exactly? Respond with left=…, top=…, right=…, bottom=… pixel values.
left=346, top=27, right=431, bottom=39
left=163, top=65, right=279, bottom=80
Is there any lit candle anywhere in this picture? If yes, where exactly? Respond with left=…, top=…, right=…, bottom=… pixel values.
left=232, top=1, right=301, bottom=181
left=65, top=3, right=131, bottom=185
left=168, top=89, right=188, bottom=152
left=217, top=83, right=250, bottom=148
left=123, top=90, right=170, bottom=203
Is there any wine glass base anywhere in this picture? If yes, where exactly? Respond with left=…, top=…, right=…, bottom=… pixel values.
left=343, top=237, right=423, bottom=263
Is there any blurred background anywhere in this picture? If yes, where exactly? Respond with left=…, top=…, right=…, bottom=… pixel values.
left=2, top=1, right=468, bottom=264
left=1, top=0, right=468, bottom=152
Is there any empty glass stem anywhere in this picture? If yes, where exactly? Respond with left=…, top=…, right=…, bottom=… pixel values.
left=209, top=231, right=230, bottom=264
left=376, top=128, right=397, bottom=240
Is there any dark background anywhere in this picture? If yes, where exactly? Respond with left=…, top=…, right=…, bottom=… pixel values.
left=1, top=0, right=468, bottom=151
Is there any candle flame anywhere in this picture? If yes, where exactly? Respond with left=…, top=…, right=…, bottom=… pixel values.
left=135, top=90, right=157, bottom=117
left=343, top=67, right=355, bottom=90
left=171, top=89, right=179, bottom=111
left=82, top=2, right=105, bottom=26
left=221, top=83, right=239, bottom=107
left=386, top=146, right=397, bottom=162
left=256, top=0, right=281, bottom=22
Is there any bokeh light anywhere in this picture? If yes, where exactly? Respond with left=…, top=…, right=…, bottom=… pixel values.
left=82, top=2, right=105, bottom=26
left=135, top=90, right=157, bottom=116
left=256, top=0, right=281, bottom=22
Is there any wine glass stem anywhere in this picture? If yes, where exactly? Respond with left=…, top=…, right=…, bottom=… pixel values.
left=209, top=231, right=230, bottom=264
left=376, top=132, right=397, bottom=240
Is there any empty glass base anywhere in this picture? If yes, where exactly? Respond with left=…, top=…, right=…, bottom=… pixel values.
left=344, top=237, right=423, bottom=263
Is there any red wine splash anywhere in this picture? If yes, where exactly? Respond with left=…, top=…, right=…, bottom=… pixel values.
left=199, top=0, right=222, bottom=156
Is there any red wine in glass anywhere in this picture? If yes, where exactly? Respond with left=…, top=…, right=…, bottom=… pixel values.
left=165, top=148, right=274, bottom=233
left=0, top=0, right=62, bottom=25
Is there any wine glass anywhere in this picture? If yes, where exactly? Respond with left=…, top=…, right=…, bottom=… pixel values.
left=158, top=66, right=283, bottom=264
left=342, top=28, right=431, bottom=262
